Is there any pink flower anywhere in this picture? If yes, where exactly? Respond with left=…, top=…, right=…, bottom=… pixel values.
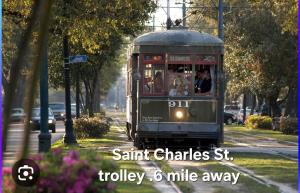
left=52, top=148, right=63, bottom=156
left=63, top=156, right=78, bottom=166
left=63, top=150, right=80, bottom=166
left=2, top=167, right=12, bottom=175
left=68, top=150, right=80, bottom=160
left=31, top=153, right=44, bottom=161
left=106, top=182, right=116, bottom=190
left=73, top=180, right=85, bottom=193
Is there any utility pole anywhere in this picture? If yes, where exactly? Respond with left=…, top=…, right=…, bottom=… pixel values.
left=182, top=0, right=186, bottom=27
left=152, top=15, right=155, bottom=32
left=218, top=0, right=224, bottom=40
left=38, top=22, right=51, bottom=152
left=76, top=69, right=80, bottom=118
left=166, top=0, right=172, bottom=29
left=63, top=0, right=77, bottom=144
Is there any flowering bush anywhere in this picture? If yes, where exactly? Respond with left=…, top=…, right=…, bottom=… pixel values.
left=74, top=117, right=110, bottom=139
left=280, top=117, right=298, bottom=135
left=3, top=167, right=14, bottom=193
left=245, top=115, right=272, bottom=130
left=3, top=149, right=117, bottom=193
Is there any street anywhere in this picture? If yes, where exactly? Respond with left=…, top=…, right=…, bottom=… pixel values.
left=3, top=121, right=65, bottom=167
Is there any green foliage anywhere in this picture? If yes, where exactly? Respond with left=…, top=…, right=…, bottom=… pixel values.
left=249, top=0, right=298, bottom=35
left=245, top=115, right=272, bottom=130
left=3, top=0, right=157, bottom=115
left=280, top=117, right=298, bottom=135
left=189, top=0, right=297, bottom=114
left=74, top=117, right=110, bottom=139
left=47, top=0, right=156, bottom=88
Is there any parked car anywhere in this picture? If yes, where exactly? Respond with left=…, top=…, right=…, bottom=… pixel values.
left=30, top=108, right=56, bottom=133
left=11, top=108, right=25, bottom=122
left=49, top=103, right=65, bottom=120
left=224, top=112, right=237, bottom=125
left=224, top=105, right=240, bottom=116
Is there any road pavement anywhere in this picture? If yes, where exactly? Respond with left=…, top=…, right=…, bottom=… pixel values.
left=3, top=121, right=65, bottom=167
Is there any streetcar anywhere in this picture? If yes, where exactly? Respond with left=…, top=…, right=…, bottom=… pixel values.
left=126, top=29, right=224, bottom=149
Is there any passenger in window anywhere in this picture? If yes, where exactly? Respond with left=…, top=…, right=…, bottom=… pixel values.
left=194, top=70, right=203, bottom=93
left=144, top=83, right=151, bottom=93
left=200, top=70, right=212, bottom=93
left=154, top=71, right=163, bottom=93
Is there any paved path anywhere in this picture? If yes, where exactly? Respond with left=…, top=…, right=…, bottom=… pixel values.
left=3, top=121, right=65, bottom=167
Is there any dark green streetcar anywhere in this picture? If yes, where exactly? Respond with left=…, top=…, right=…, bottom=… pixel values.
left=126, top=29, right=224, bottom=149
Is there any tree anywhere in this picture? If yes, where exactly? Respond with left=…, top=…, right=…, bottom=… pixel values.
left=3, top=0, right=157, bottom=116
left=188, top=0, right=297, bottom=116
left=48, top=0, right=156, bottom=116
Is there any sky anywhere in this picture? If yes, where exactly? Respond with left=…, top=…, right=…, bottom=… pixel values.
left=147, top=0, right=190, bottom=31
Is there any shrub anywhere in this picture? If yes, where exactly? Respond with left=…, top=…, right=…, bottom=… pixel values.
left=74, top=117, right=110, bottom=139
left=3, top=149, right=117, bottom=193
left=3, top=167, right=14, bottom=193
left=245, top=115, right=272, bottom=130
left=280, top=117, right=298, bottom=135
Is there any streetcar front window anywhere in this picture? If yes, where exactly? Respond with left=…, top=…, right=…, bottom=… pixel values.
left=143, top=64, right=165, bottom=95
left=168, top=64, right=192, bottom=96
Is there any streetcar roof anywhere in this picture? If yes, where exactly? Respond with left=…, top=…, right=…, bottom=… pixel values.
left=133, top=30, right=223, bottom=46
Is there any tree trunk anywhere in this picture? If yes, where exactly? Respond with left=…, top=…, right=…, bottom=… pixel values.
left=257, top=95, right=263, bottom=112
left=285, top=86, right=297, bottom=117
left=83, top=80, right=90, bottom=114
left=14, top=75, right=26, bottom=107
left=2, top=74, right=8, bottom=97
left=79, top=83, right=85, bottom=113
left=250, top=94, right=256, bottom=115
left=269, top=96, right=281, bottom=117
left=242, top=93, right=247, bottom=123
left=93, top=78, right=100, bottom=113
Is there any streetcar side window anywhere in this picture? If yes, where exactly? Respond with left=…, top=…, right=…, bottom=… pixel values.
left=142, top=64, right=165, bottom=95
left=167, top=64, right=192, bottom=96
left=194, top=65, right=215, bottom=96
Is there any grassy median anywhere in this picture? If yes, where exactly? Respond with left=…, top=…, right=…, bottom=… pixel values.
left=231, top=153, right=298, bottom=189
left=225, top=125, right=298, bottom=143
left=52, top=125, right=159, bottom=193
left=187, top=160, right=280, bottom=193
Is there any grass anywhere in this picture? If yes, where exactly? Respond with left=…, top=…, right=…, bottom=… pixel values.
left=51, top=125, right=159, bottom=193
left=194, top=160, right=280, bottom=193
left=223, top=141, right=239, bottom=147
left=154, top=158, right=194, bottom=193
left=231, top=153, right=298, bottom=189
left=225, top=125, right=298, bottom=143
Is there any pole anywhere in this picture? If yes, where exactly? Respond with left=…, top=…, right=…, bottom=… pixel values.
left=218, top=0, right=224, bottom=40
left=218, top=0, right=225, bottom=144
left=152, top=15, right=155, bottom=32
left=182, top=0, right=186, bottom=27
left=166, top=0, right=172, bottom=29
left=38, top=27, right=51, bottom=152
left=63, top=0, right=77, bottom=144
left=76, top=69, right=80, bottom=118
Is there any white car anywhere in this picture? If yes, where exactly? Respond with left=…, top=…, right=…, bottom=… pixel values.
left=224, top=105, right=240, bottom=116
left=11, top=108, right=25, bottom=122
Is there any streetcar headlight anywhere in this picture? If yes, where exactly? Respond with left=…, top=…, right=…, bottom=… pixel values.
left=48, top=120, right=53, bottom=124
left=175, top=110, right=184, bottom=119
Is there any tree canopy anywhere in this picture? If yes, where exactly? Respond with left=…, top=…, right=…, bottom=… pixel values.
left=3, top=0, right=157, bottom=115
left=188, top=0, right=297, bottom=116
